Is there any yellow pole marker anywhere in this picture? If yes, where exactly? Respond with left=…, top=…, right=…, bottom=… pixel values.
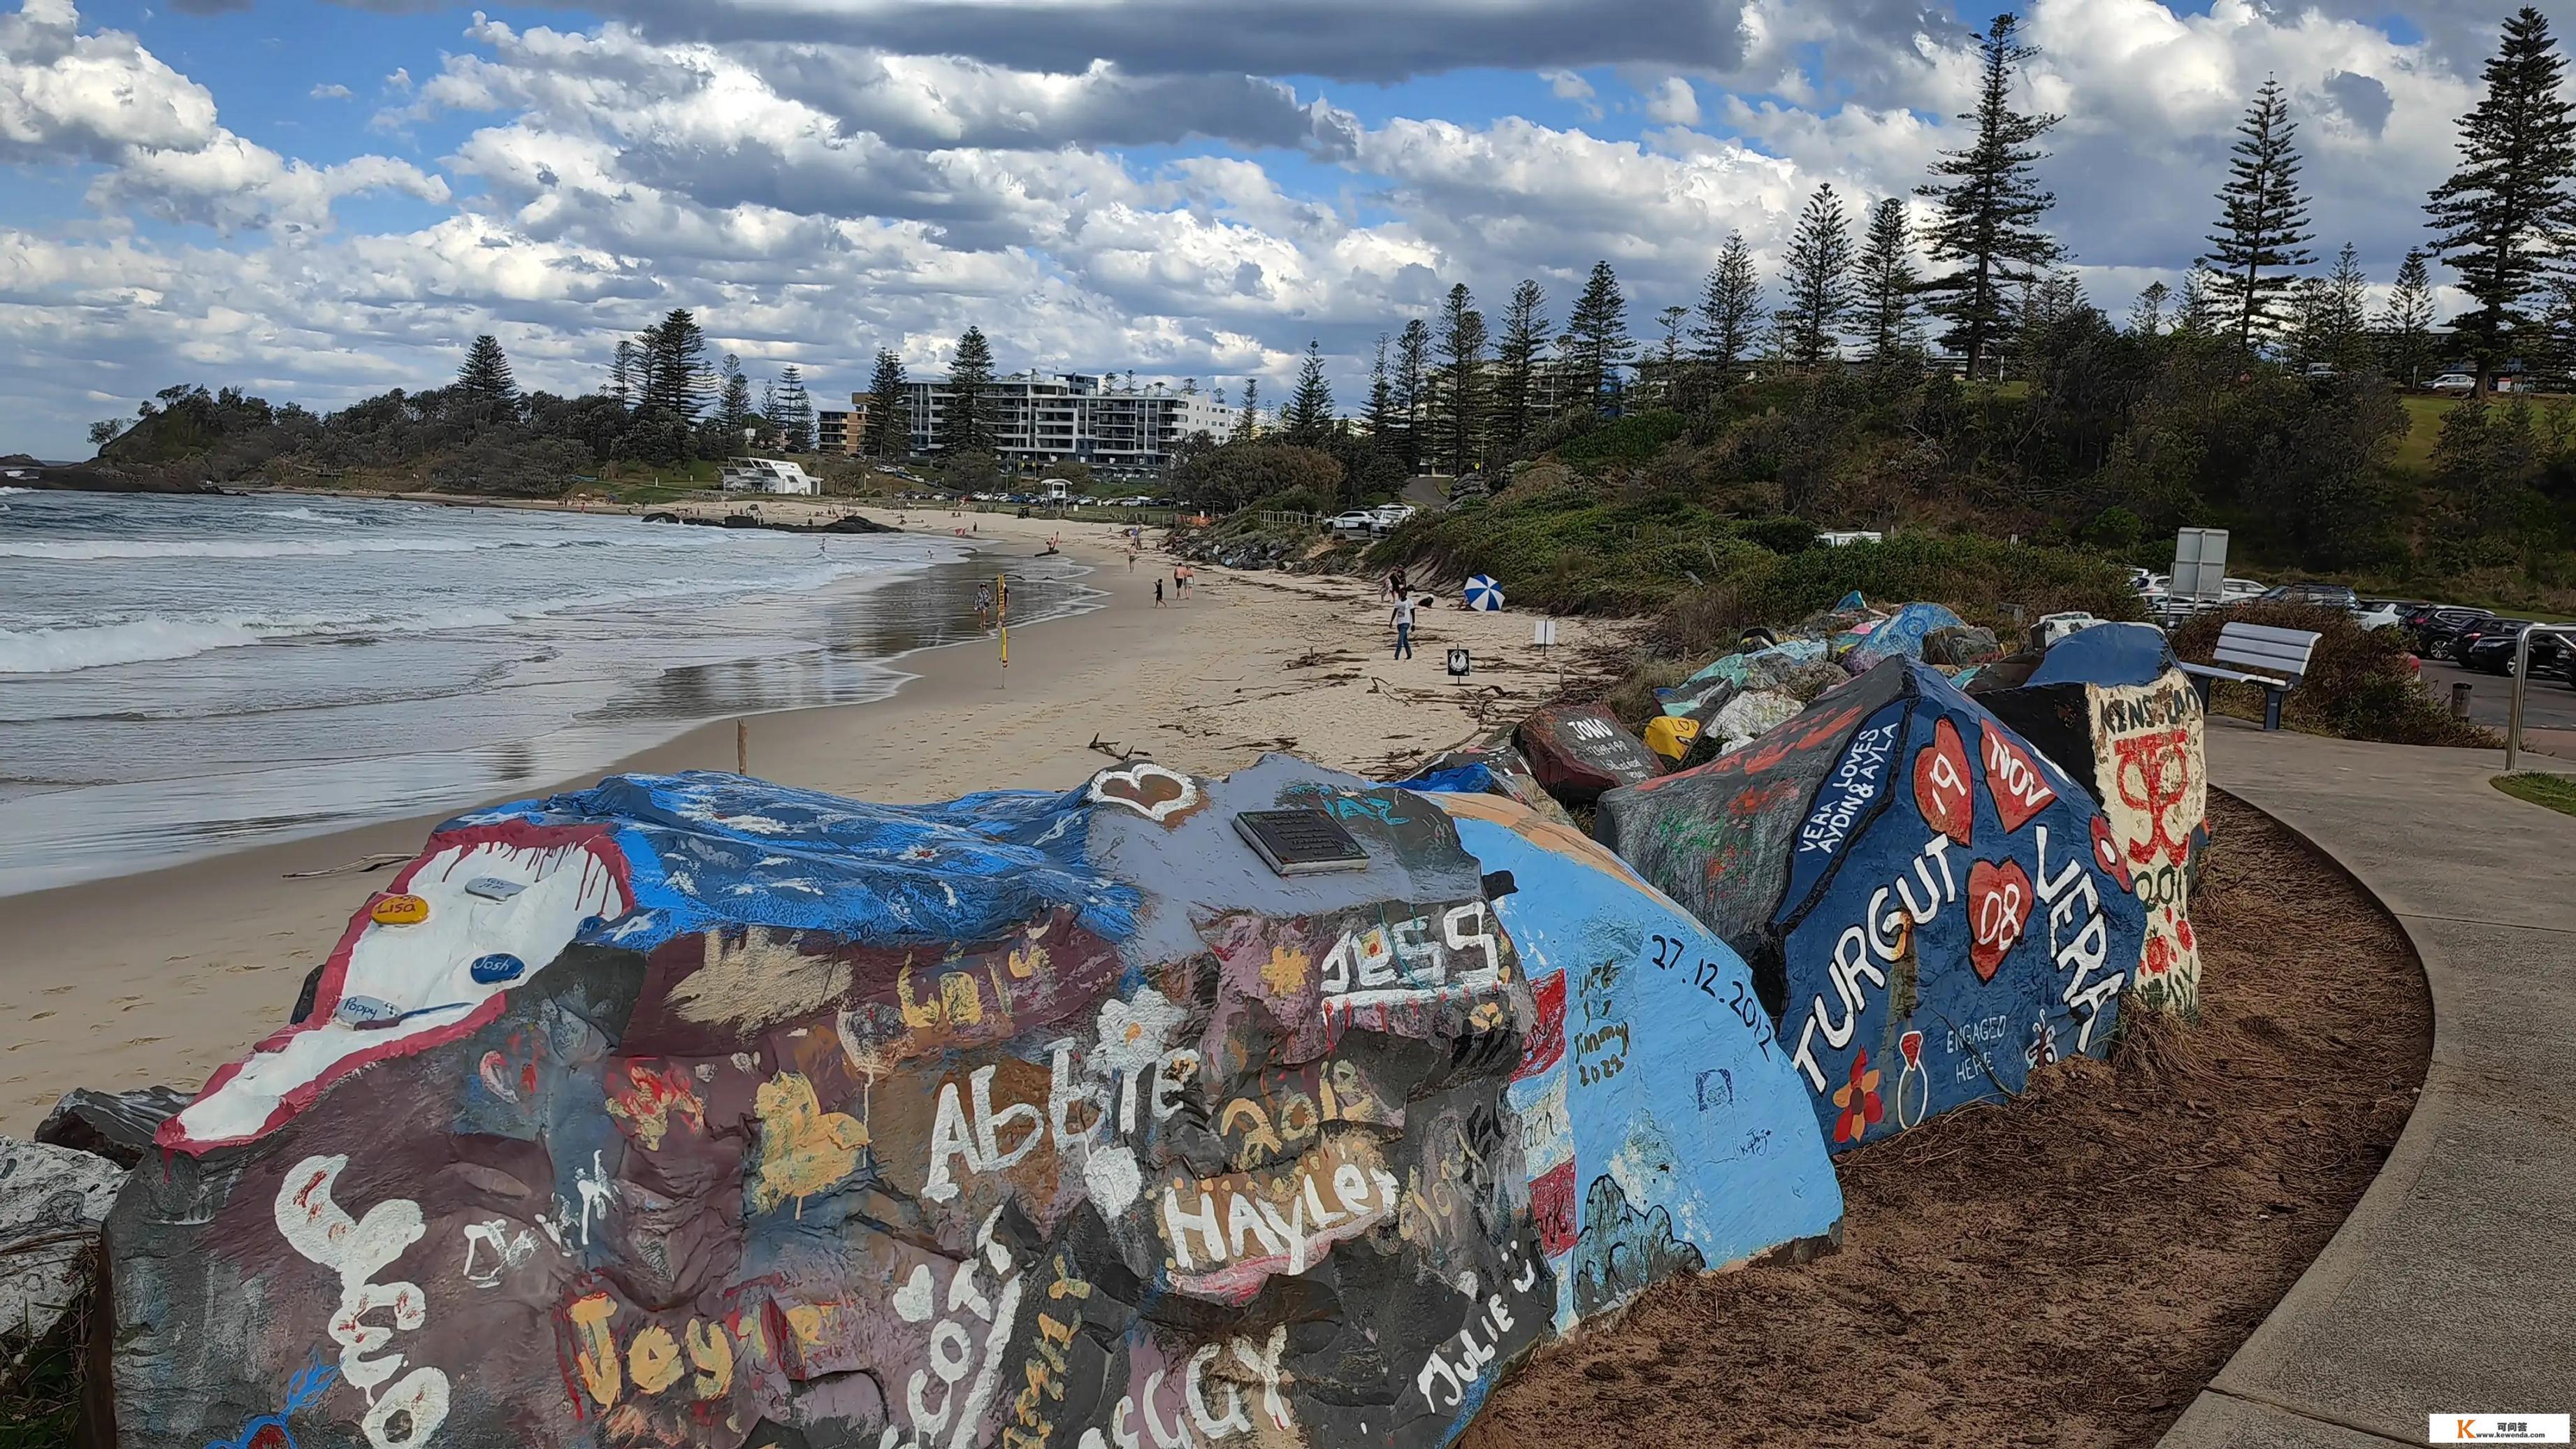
left=998, top=571, right=1009, bottom=677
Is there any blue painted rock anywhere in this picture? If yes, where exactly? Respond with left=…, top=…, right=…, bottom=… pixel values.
left=112, top=760, right=1578, bottom=1449
left=1595, top=660, right=2148, bottom=1151
left=1974, top=626, right=2208, bottom=1018
left=1513, top=703, right=1663, bottom=807
left=1415, top=790, right=1842, bottom=1331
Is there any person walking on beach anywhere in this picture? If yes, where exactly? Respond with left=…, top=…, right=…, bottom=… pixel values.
left=1154, top=579, right=1165, bottom=607
left=975, top=582, right=992, bottom=625
left=1391, top=592, right=1417, bottom=661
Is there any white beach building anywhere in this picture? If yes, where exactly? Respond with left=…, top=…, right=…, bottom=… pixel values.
left=902, top=373, right=1233, bottom=472
left=719, top=457, right=820, bottom=495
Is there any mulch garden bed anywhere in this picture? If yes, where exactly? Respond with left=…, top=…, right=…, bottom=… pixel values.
left=1461, top=792, right=2432, bottom=1448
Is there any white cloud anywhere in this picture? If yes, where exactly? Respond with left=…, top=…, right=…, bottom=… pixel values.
left=309, top=81, right=350, bottom=99
left=1639, top=75, right=1700, bottom=127
left=0, top=0, right=2517, bottom=459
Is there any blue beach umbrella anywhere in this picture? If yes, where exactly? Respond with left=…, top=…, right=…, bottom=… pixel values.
left=1464, top=575, right=1505, bottom=612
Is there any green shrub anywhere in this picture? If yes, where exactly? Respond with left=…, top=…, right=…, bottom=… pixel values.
left=2169, top=602, right=2495, bottom=747
left=1664, top=533, right=2143, bottom=651
left=1555, top=410, right=1688, bottom=470
left=1366, top=485, right=1777, bottom=614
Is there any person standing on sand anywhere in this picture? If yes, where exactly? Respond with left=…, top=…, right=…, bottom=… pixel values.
left=1391, top=592, right=1417, bottom=660
left=1154, top=579, right=1165, bottom=607
left=975, top=582, right=992, bottom=625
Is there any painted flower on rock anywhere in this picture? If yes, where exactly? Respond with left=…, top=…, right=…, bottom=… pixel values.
left=1831, top=1051, right=1883, bottom=1144
left=2143, top=931, right=2176, bottom=978
left=1088, top=986, right=1183, bottom=1077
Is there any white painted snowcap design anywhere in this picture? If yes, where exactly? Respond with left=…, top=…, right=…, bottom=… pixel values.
left=166, top=826, right=631, bottom=1151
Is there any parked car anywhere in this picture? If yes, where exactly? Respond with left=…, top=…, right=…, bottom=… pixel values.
left=2427, top=373, right=2477, bottom=394
left=2450, top=616, right=2529, bottom=669
left=1324, top=510, right=1382, bottom=533
left=2461, top=620, right=2566, bottom=676
left=2415, top=606, right=2497, bottom=659
left=2259, top=582, right=2361, bottom=610
left=2301, top=362, right=2337, bottom=380
left=1370, top=503, right=1419, bottom=528
left=2350, top=601, right=2408, bottom=632
left=2222, top=577, right=2269, bottom=602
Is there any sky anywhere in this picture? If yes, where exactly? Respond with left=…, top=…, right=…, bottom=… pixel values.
left=0, top=0, right=2552, bottom=458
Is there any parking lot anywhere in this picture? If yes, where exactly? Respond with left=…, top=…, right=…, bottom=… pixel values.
left=2417, top=656, right=2576, bottom=730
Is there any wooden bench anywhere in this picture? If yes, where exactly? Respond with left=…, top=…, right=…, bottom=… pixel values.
left=2178, top=621, right=2322, bottom=730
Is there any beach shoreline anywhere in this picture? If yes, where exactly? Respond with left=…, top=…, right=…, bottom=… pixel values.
left=0, top=505, right=1635, bottom=1132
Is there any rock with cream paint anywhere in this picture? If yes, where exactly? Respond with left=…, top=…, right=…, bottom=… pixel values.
left=105, top=761, right=1582, bottom=1449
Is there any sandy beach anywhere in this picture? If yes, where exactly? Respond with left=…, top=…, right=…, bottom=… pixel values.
left=0, top=505, right=1634, bottom=1133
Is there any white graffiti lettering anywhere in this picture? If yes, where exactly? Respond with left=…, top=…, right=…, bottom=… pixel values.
left=273, top=1155, right=451, bottom=1449
left=1798, top=723, right=1900, bottom=855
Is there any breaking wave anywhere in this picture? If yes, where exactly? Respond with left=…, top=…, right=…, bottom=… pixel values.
left=0, top=531, right=737, bottom=562
left=0, top=560, right=906, bottom=675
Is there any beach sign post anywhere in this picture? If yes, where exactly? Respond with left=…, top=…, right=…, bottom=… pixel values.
left=997, top=571, right=1009, bottom=680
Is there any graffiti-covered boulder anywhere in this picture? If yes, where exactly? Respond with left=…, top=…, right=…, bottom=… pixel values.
left=108, top=760, right=1564, bottom=1449
left=1834, top=603, right=1968, bottom=667
left=1, top=1136, right=122, bottom=1371
left=1405, top=790, right=1843, bottom=1329
left=1514, top=703, right=1663, bottom=807
left=1595, top=661, right=2147, bottom=1151
left=1398, top=742, right=1579, bottom=828
left=1975, top=624, right=2208, bottom=1016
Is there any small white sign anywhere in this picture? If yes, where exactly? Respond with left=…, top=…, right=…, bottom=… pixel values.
left=1532, top=618, right=1559, bottom=647
left=2431, top=1415, right=2573, bottom=1443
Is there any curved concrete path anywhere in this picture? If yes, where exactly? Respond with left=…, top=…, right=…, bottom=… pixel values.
left=2162, top=726, right=2576, bottom=1448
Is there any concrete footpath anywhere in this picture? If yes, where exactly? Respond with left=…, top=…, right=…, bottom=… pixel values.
left=2162, top=726, right=2576, bottom=1448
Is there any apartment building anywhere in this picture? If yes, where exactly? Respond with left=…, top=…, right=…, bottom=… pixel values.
left=813, top=394, right=872, bottom=456
left=903, top=372, right=1234, bottom=470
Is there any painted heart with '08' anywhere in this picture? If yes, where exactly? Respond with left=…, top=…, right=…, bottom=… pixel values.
left=1967, top=857, right=2032, bottom=981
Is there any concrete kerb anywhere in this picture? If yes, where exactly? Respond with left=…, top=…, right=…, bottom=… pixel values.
left=2161, top=728, right=2576, bottom=1448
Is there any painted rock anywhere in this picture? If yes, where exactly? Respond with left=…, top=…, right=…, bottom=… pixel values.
left=1514, top=702, right=1663, bottom=807
left=113, top=760, right=1576, bottom=1449
left=1641, top=714, right=1700, bottom=766
left=1976, top=626, right=2207, bottom=1018
left=368, top=893, right=430, bottom=925
left=34, top=1084, right=191, bottom=1168
left=1, top=1136, right=124, bottom=1379
left=466, top=952, right=525, bottom=984
left=1596, top=660, right=2147, bottom=1151
left=1416, top=790, right=1842, bottom=1329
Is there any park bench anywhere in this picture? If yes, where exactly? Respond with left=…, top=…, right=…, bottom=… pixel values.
left=2178, top=621, right=2321, bottom=731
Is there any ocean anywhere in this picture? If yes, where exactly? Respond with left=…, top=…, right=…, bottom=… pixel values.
left=0, top=489, right=1084, bottom=895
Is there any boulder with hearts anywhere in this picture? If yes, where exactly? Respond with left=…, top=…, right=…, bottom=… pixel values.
left=1595, top=658, right=2148, bottom=1151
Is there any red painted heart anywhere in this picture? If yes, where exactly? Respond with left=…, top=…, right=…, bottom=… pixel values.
left=1912, top=718, right=1974, bottom=846
left=1977, top=724, right=2057, bottom=832
left=1967, top=858, right=2032, bottom=981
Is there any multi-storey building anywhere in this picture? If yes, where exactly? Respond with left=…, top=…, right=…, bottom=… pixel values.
left=902, top=372, right=1233, bottom=471
left=813, top=394, right=872, bottom=456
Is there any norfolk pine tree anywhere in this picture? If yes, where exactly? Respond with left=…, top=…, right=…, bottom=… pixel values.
left=1231, top=379, right=1261, bottom=442
left=1493, top=281, right=1548, bottom=449
left=1776, top=185, right=1857, bottom=366
left=1917, top=14, right=2062, bottom=381
left=775, top=365, right=816, bottom=452
left=1557, top=260, right=1633, bottom=413
left=2129, top=282, right=2171, bottom=337
left=2425, top=6, right=2576, bottom=394
left=1438, top=284, right=1489, bottom=473
left=2201, top=78, right=2315, bottom=352
left=1284, top=340, right=1336, bottom=445
left=1693, top=233, right=1763, bottom=396
left=1855, top=196, right=1920, bottom=363
left=458, top=335, right=518, bottom=412
left=864, top=349, right=907, bottom=459
left=1394, top=320, right=1433, bottom=472
left=948, top=326, right=996, bottom=453
left=2379, top=250, right=2438, bottom=385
